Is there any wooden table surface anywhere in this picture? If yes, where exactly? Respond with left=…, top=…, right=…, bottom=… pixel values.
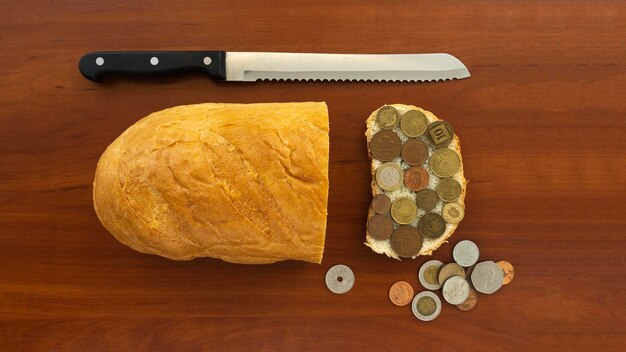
left=1, top=1, right=625, bottom=351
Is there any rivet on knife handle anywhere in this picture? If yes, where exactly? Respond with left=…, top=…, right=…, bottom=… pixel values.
left=78, top=51, right=227, bottom=82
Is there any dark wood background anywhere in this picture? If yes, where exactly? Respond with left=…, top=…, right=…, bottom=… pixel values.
left=1, top=1, right=625, bottom=351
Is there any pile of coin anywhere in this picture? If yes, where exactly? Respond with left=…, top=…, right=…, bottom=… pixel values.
left=388, top=239, right=515, bottom=321
left=368, top=105, right=465, bottom=258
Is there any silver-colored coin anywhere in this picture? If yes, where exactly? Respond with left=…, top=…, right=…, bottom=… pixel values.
left=471, top=261, right=504, bottom=294
left=325, top=264, right=355, bottom=294
left=442, top=275, right=470, bottom=305
left=453, top=240, right=480, bottom=267
left=418, top=260, right=444, bottom=290
left=411, top=291, right=442, bottom=322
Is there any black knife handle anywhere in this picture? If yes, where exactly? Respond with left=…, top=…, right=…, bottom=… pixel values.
left=78, top=51, right=227, bottom=82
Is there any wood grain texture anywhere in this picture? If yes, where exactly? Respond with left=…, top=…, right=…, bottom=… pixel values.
left=1, top=1, right=625, bottom=351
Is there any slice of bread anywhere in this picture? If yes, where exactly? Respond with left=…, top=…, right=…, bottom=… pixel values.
left=365, top=104, right=467, bottom=260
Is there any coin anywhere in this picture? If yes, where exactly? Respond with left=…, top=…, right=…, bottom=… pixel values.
left=442, top=202, right=465, bottom=224
left=426, top=121, right=454, bottom=148
left=412, top=291, right=441, bottom=321
left=437, top=178, right=462, bottom=202
left=390, top=225, right=423, bottom=258
left=375, top=162, right=403, bottom=191
left=367, top=214, right=394, bottom=241
left=438, top=263, right=466, bottom=286
left=418, top=213, right=447, bottom=239
left=429, top=148, right=461, bottom=178
left=471, top=261, right=504, bottom=294
left=325, top=264, right=355, bottom=294
left=391, top=197, right=418, bottom=225
left=389, top=281, right=414, bottom=306
left=456, top=287, right=478, bottom=311
left=400, top=110, right=429, bottom=137
left=376, top=105, right=400, bottom=130
left=442, top=276, right=470, bottom=305
left=453, top=240, right=480, bottom=267
left=371, top=194, right=392, bottom=214
left=369, top=130, right=402, bottom=162
left=401, top=139, right=429, bottom=166
left=418, top=260, right=444, bottom=290
left=404, top=166, right=429, bottom=192
left=497, top=260, right=515, bottom=285
left=415, top=189, right=439, bottom=211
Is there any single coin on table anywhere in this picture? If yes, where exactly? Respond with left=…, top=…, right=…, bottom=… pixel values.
left=389, top=281, right=414, bottom=306
left=416, top=189, right=439, bottom=212
left=457, top=287, right=478, bottom=311
left=442, top=275, right=470, bottom=305
left=376, top=105, right=400, bottom=130
left=471, top=261, right=504, bottom=294
left=426, top=121, right=455, bottom=148
left=375, top=162, right=403, bottom=191
left=418, top=213, right=447, bottom=239
left=429, top=148, right=461, bottom=178
left=418, top=260, right=444, bottom=290
left=438, top=262, right=466, bottom=286
left=370, top=130, right=402, bottom=162
left=325, top=264, right=355, bottom=294
left=371, top=194, right=392, bottom=214
left=367, top=214, right=394, bottom=241
left=453, top=240, right=480, bottom=267
left=442, top=202, right=465, bottom=224
left=436, top=178, right=462, bottom=202
left=390, top=225, right=423, bottom=258
left=497, top=260, right=515, bottom=285
left=404, top=166, right=430, bottom=191
left=400, top=110, right=428, bottom=137
left=391, top=197, right=418, bottom=225
left=412, top=291, right=442, bottom=321
left=401, top=139, right=429, bottom=165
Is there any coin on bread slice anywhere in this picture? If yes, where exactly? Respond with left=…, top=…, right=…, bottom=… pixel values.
left=365, top=104, right=467, bottom=260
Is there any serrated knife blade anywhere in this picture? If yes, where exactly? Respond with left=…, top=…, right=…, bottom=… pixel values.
left=79, top=51, right=470, bottom=82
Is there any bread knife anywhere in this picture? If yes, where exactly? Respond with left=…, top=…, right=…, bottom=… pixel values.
left=79, top=51, right=470, bottom=82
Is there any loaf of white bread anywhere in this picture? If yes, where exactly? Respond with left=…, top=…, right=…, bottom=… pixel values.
left=93, top=102, right=329, bottom=264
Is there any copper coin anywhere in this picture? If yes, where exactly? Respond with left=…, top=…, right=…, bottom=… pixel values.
left=371, top=194, right=392, bottom=214
left=456, top=287, right=478, bottom=311
left=367, top=214, right=394, bottom=241
left=404, top=166, right=430, bottom=191
left=389, top=281, right=414, bottom=306
left=369, top=130, right=401, bottom=162
left=401, top=139, right=429, bottom=165
left=497, top=260, right=515, bottom=285
left=390, top=225, right=423, bottom=258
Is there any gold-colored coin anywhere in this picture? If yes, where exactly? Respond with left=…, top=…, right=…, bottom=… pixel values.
left=376, top=106, right=400, bottom=130
left=426, top=121, right=454, bottom=148
left=418, top=213, right=446, bottom=239
left=400, top=110, right=428, bottom=137
left=375, top=162, right=403, bottom=191
left=429, top=148, right=460, bottom=178
left=417, top=296, right=437, bottom=316
left=438, top=263, right=466, bottom=286
left=424, top=265, right=440, bottom=286
left=442, top=202, right=465, bottom=224
left=416, top=189, right=439, bottom=211
left=437, top=178, right=462, bottom=202
left=391, top=197, right=418, bottom=225
left=497, top=260, right=515, bottom=285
